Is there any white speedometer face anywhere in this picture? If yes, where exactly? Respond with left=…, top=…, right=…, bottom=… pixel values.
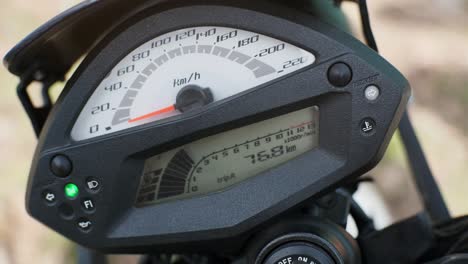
left=136, top=106, right=319, bottom=206
left=71, top=26, right=316, bottom=141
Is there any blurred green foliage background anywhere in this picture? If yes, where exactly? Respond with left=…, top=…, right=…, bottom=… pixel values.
left=0, top=0, right=466, bottom=263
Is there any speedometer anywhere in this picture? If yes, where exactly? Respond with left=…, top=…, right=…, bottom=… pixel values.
left=17, top=1, right=410, bottom=255
left=71, top=26, right=316, bottom=141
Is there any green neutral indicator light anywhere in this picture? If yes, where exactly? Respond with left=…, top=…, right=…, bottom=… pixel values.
left=64, top=183, right=79, bottom=199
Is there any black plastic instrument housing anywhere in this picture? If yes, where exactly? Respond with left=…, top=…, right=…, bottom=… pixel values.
left=25, top=0, right=410, bottom=254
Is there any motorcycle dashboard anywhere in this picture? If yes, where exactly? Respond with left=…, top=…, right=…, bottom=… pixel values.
left=25, top=1, right=409, bottom=253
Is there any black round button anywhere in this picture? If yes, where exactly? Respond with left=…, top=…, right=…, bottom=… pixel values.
left=328, top=62, right=352, bottom=87
left=50, top=155, right=72, bottom=178
left=85, top=177, right=101, bottom=192
left=42, top=189, right=57, bottom=205
left=360, top=118, right=376, bottom=135
left=77, top=217, right=93, bottom=232
left=58, top=203, right=74, bottom=219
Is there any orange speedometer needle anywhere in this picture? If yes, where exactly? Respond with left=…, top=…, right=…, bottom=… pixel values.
left=128, top=105, right=176, bottom=123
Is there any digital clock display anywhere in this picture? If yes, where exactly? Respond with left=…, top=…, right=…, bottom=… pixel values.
left=136, top=106, right=319, bottom=206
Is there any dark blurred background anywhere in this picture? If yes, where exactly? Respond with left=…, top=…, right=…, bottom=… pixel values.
left=0, top=0, right=466, bottom=263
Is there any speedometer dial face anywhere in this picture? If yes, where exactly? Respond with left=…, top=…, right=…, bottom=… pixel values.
left=136, top=106, right=319, bottom=206
left=71, top=26, right=316, bottom=141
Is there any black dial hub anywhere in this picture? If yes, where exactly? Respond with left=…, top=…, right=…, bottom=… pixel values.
left=175, top=85, right=214, bottom=113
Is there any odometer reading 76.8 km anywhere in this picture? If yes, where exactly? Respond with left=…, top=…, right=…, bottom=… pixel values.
left=136, top=106, right=319, bottom=206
